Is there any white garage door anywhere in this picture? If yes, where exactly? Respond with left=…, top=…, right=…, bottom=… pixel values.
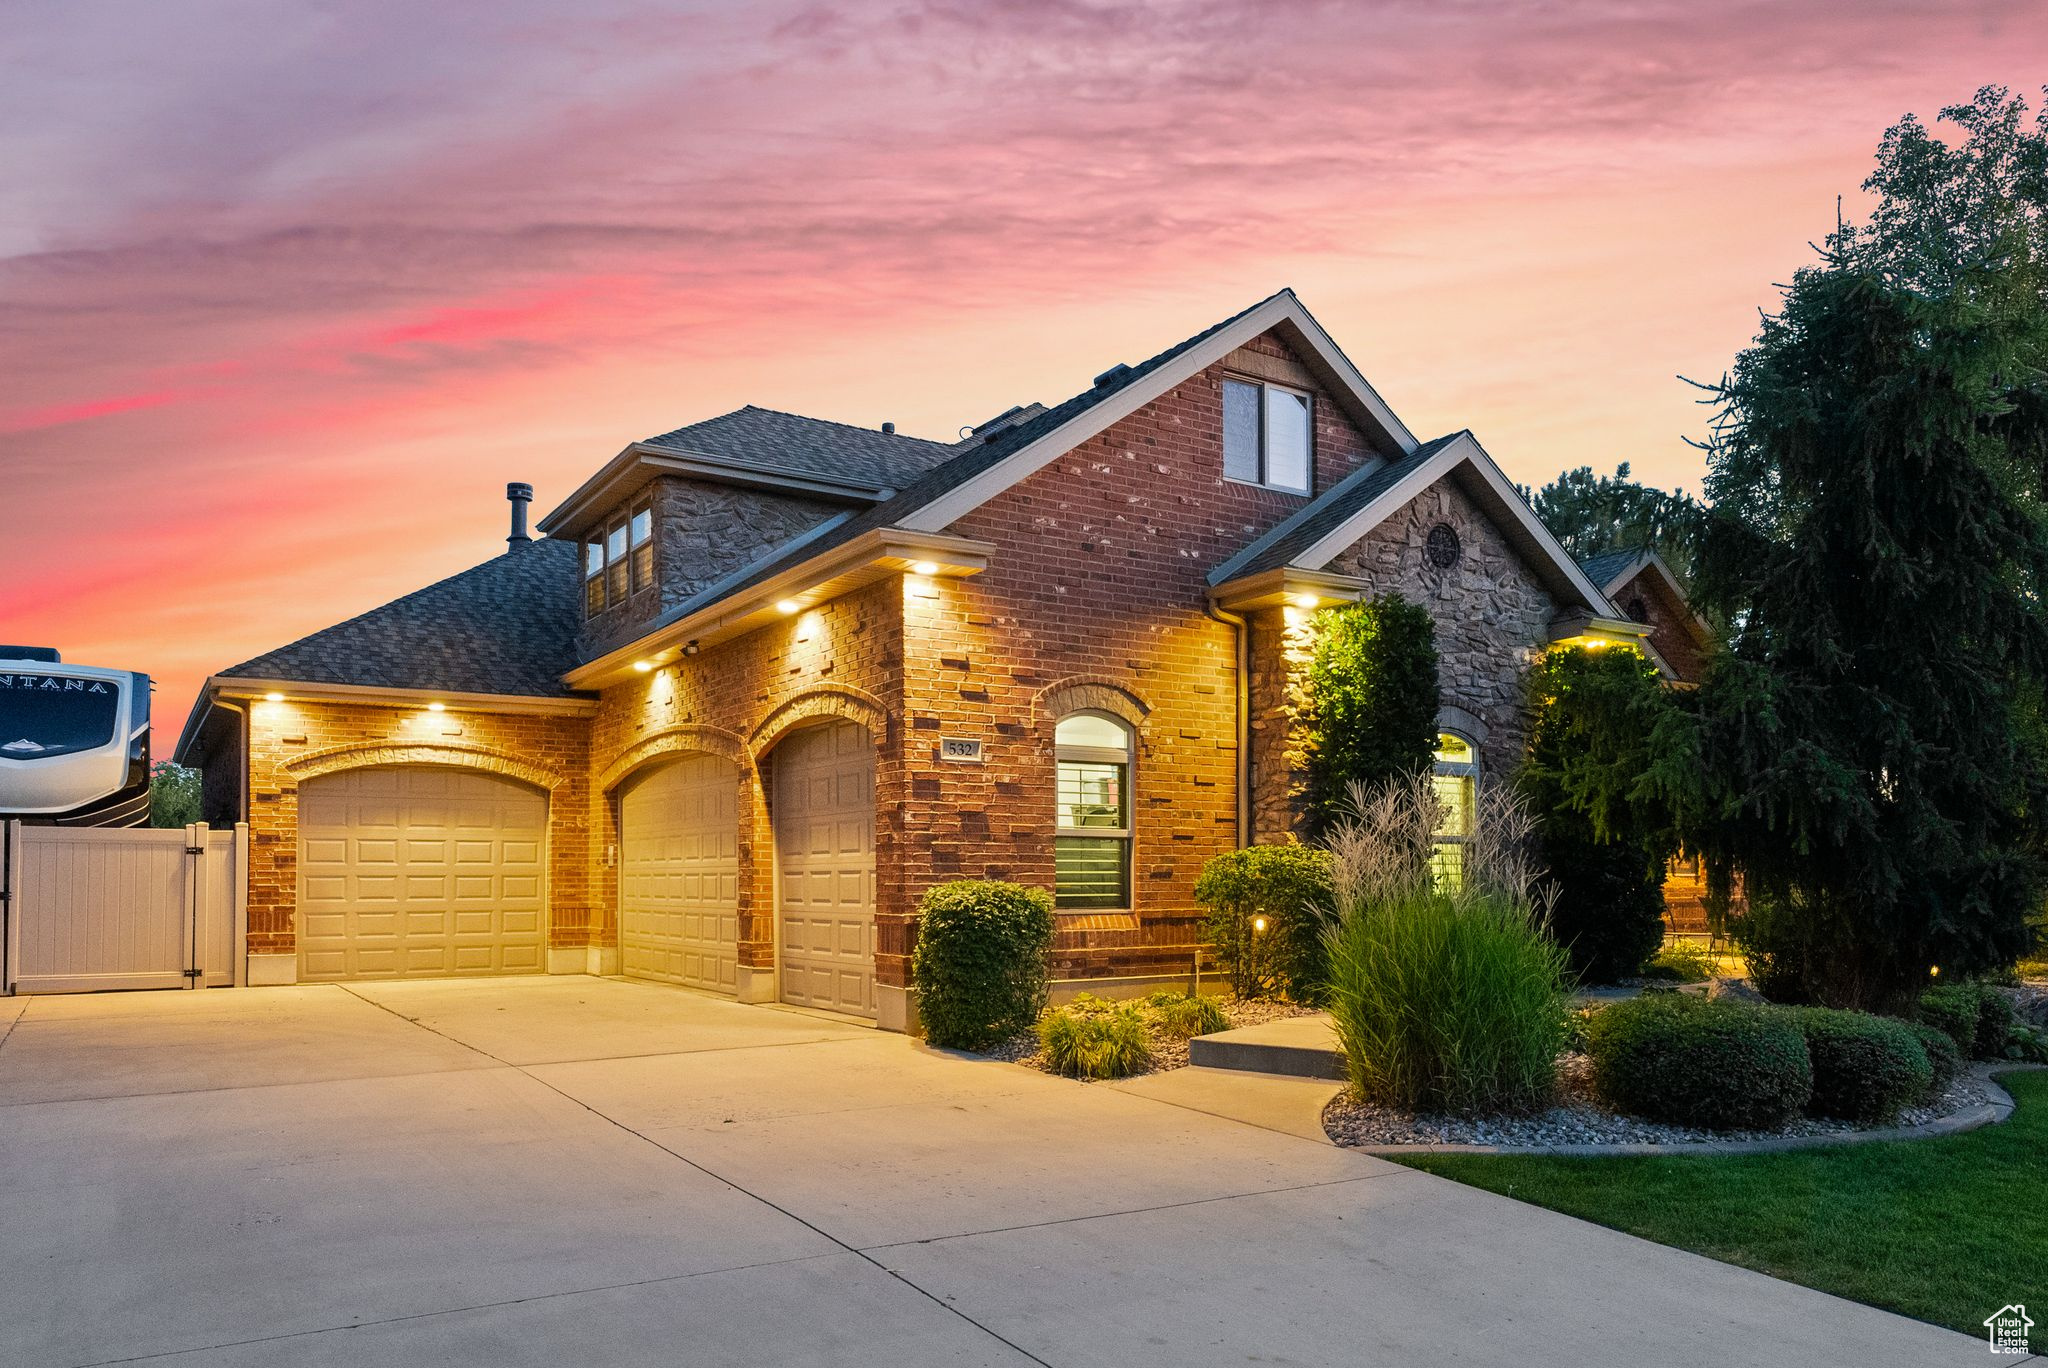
left=298, top=767, right=548, bottom=981
left=774, top=720, right=876, bottom=1017
left=617, top=754, right=739, bottom=993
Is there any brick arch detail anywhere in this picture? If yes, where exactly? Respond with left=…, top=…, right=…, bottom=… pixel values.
left=1033, top=676, right=1151, bottom=732
left=599, top=724, right=752, bottom=794
left=749, top=685, right=890, bottom=758
left=281, top=742, right=565, bottom=793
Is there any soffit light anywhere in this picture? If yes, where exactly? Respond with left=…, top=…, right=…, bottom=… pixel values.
left=910, top=560, right=940, bottom=576
left=428, top=701, right=447, bottom=712
left=776, top=599, right=802, bottom=615
left=264, top=692, right=284, bottom=702
left=633, top=660, right=655, bottom=673
left=1290, top=593, right=1320, bottom=609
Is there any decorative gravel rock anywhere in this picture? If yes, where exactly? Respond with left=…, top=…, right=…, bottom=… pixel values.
left=1323, top=1055, right=2005, bottom=1150
left=980, top=994, right=1317, bottom=1080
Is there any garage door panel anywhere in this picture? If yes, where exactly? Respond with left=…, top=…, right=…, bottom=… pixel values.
left=298, top=767, right=548, bottom=981
left=618, top=754, right=740, bottom=994
left=775, top=721, right=876, bottom=1018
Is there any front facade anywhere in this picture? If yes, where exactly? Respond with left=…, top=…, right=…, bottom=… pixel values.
left=178, top=290, right=1654, bottom=1029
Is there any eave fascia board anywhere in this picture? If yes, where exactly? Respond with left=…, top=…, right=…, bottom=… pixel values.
left=564, top=527, right=997, bottom=690
left=898, top=292, right=1420, bottom=536
left=210, top=677, right=600, bottom=716
left=1546, top=613, right=1672, bottom=680
left=1207, top=567, right=1371, bottom=614
left=537, top=444, right=893, bottom=537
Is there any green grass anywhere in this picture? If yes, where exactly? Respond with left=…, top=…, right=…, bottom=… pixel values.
left=1394, top=1069, right=2048, bottom=1348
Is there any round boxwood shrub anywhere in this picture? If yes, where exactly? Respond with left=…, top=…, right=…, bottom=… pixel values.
left=1195, top=844, right=1334, bottom=1003
left=1916, top=982, right=1979, bottom=1056
left=911, top=880, right=1055, bottom=1049
left=1586, top=994, right=1812, bottom=1130
left=1795, top=1008, right=1933, bottom=1124
left=1903, top=1021, right=1962, bottom=1098
left=1919, top=981, right=2013, bottom=1059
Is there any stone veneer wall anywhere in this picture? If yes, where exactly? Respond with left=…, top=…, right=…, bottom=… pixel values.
left=1247, top=473, right=1558, bottom=837
left=578, top=476, right=844, bottom=660
left=1324, top=474, right=1555, bottom=783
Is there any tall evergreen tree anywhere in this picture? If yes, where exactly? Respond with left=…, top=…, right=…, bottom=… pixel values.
left=1685, top=92, right=2048, bottom=1007
left=1528, top=463, right=1701, bottom=586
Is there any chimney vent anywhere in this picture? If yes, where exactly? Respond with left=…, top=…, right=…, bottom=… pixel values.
left=881, top=421, right=896, bottom=435
left=506, top=482, right=534, bottom=544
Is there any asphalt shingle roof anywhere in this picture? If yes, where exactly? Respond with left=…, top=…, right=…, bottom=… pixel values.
left=638, top=405, right=959, bottom=489
left=1576, top=548, right=1646, bottom=591
left=654, top=291, right=1295, bottom=625
left=218, top=538, right=585, bottom=697
left=1211, top=433, right=1466, bottom=583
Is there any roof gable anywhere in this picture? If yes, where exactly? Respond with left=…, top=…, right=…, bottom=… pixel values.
left=1210, top=431, right=1616, bottom=615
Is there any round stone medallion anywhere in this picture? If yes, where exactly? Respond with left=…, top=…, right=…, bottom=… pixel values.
left=1425, top=522, right=1462, bottom=570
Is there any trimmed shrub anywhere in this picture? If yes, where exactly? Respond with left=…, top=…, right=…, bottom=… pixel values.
left=911, top=880, right=1055, bottom=1050
left=1974, top=988, right=2016, bottom=1059
left=1795, top=1008, right=1933, bottom=1124
left=1144, top=990, right=1228, bottom=1039
left=1325, top=886, right=1572, bottom=1115
left=1732, top=897, right=1819, bottom=1005
left=1195, top=844, right=1335, bottom=1003
left=1586, top=994, right=1812, bottom=1130
left=1917, top=983, right=1979, bottom=1056
left=1919, top=981, right=2013, bottom=1059
left=1298, top=593, right=1440, bottom=838
left=1904, top=1021, right=1963, bottom=1097
left=1038, top=995, right=1151, bottom=1079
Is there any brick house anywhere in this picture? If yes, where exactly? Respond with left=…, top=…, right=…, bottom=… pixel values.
left=176, top=290, right=1661, bottom=1029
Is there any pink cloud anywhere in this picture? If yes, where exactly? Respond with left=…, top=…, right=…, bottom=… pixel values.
left=4, top=0, right=2045, bottom=733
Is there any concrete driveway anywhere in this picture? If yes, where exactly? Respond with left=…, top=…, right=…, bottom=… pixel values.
left=0, top=979, right=1996, bottom=1367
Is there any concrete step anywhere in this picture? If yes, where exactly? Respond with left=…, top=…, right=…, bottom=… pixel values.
left=1187, top=1014, right=1345, bottom=1081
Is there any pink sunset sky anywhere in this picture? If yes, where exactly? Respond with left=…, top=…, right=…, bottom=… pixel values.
left=4, top=1, right=2045, bottom=738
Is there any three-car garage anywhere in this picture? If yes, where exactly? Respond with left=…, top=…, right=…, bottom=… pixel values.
left=292, top=721, right=877, bottom=1017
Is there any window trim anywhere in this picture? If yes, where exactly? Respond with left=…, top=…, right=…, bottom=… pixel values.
left=583, top=497, right=656, bottom=619
left=1221, top=375, right=1314, bottom=495
left=1054, top=710, right=1135, bottom=912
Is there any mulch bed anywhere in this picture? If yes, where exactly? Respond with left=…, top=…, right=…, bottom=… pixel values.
left=981, top=994, right=1318, bottom=1080
left=1323, top=1055, right=2004, bottom=1149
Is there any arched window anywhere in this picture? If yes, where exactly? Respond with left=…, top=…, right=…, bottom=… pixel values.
left=1054, top=712, right=1133, bottom=910
left=1431, top=731, right=1479, bottom=889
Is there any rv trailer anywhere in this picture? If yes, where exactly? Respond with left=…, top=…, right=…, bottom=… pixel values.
left=0, top=647, right=152, bottom=827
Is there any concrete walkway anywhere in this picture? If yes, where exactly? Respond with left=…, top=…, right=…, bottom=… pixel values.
left=0, top=978, right=2006, bottom=1367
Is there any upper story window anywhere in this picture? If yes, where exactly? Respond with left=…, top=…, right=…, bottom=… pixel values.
left=1222, top=376, right=1312, bottom=494
left=584, top=498, right=654, bottom=618
left=1054, top=711, right=1133, bottom=910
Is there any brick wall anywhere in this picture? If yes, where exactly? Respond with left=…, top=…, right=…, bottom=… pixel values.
left=240, top=699, right=594, bottom=957
left=904, top=330, right=1380, bottom=980
left=1612, top=565, right=1709, bottom=684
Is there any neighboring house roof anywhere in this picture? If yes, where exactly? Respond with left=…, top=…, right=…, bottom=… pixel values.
left=1576, top=548, right=1645, bottom=590
left=1207, top=429, right=1617, bottom=616
left=637, top=405, right=959, bottom=490
left=215, top=538, right=585, bottom=698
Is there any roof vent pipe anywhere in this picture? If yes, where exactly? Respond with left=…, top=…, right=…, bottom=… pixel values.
left=881, top=421, right=896, bottom=435
left=506, top=482, right=534, bottom=544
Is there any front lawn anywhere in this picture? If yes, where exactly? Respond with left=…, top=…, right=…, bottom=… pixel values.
left=1395, top=1068, right=2048, bottom=1349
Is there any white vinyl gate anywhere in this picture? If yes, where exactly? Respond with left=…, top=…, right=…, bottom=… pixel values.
left=2, top=821, right=247, bottom=994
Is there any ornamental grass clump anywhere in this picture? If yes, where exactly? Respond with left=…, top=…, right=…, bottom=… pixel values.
left=1322, top=777, right=1572, bottom=1116
left=1038, top=994, right=1152, bottom=1079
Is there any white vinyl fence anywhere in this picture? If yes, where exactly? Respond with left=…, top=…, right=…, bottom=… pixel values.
left=2, top=822, right=247, bottom=994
